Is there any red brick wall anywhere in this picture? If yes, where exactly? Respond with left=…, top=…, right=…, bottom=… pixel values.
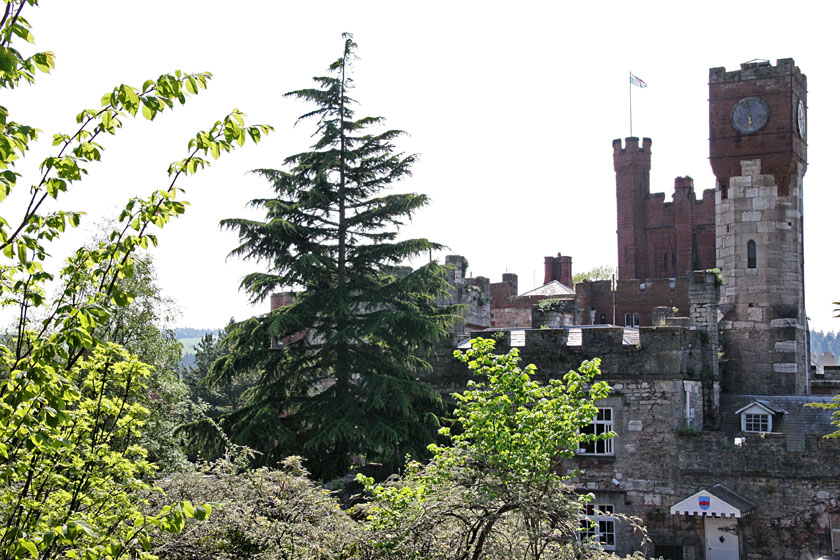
left=270, top=291, right=295, bottom=310
left=491, top=294, right=565, bottom=328
left=490, top=281, right=513, bottom=306
left=576, top=280, right=614, bottom=325
left=269, top=291, right=306, bottom=347
left=614, top=137, right=652, bottom=281
left=614, top=139, right=715, bottom=282
left=709, top=59, right=807, bottom=196
left=490, top=273, right=575, bottom=328
left=544, top=253, right=573, bottom=288
left=576, top=278, right=690, bottom=327
left=614, top=278, right=689, bottom=327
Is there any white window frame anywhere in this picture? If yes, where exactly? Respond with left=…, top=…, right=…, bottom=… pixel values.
left=831, top=510, right=840, bottom=556
left=579, top=503, right=616, bottom=551
left=736, top=401, right=777, bottom=434
left=742, top=412, right=771, bottom=433
left=578, top=407, right=614, bottom=455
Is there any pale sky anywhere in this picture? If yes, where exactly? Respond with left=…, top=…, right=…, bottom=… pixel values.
left=7, top=1, right=839, bottom=331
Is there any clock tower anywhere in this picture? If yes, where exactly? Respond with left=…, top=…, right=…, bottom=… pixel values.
left=709, top=59, right=808, bottom=395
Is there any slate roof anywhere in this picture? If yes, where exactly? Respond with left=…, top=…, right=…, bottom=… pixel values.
left=519, top=280, right=575, bottom=298
left=706, top=483, right=756, bottom=515
left=734, top=400, right=787, bottom=415
left=719, top=394, right=837, bottom=451
left=670, top=483, right=756, bottom=517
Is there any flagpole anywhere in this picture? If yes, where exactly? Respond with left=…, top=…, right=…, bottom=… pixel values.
left=629, top=71, right=633, bottom=137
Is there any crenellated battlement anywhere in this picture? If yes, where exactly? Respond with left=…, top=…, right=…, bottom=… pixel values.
left=613, top=136, right=652, bottom=157
left=614, top=130, right=717, bottom=282
left=477, top=324, right=715, bottom=381
left=674, top=176, right=693, bottom=190
left=709, top=58, right=801, bottom=84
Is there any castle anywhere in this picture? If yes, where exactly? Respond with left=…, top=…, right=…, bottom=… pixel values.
left=432, top=59, right=840, bottom=559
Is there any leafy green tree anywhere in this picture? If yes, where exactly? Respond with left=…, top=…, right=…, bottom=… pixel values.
left=810, top=328, right=840, bottom=358
left=183, top=320, right=252, bottom=419
left=359, top=338, right=640, bottom=560
left=0, top=2, right=270, bottom=557
left=179, top=321, right=264, bottom=461
left=67, top=241, right=190, bottom=471
left=208, top=34, right=459, bottom=479
left=150, top=454, right=360, bottom=560
left=573, top=265, right=616, bottom=285
left=95, top=252, right=191, bottom=472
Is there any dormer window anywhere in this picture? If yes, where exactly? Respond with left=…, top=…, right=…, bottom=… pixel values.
left=743, top=413, right=770, bottom=433
left=735, top=401, right=784, bottom=434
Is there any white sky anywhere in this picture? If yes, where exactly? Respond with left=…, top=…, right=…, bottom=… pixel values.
left=6, top=1, right=839, bottom=332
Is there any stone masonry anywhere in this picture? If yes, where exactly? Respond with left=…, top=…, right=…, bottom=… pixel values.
left=716, top=159, right=808, bottom=395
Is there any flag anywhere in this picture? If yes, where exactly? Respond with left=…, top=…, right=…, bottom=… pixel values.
left=629, top=72, right=647, bottom=88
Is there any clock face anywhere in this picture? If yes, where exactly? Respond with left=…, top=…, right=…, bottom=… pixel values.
left=730, top=97, right=770, bottom=134
left=797, top=99, right=806, bottom=138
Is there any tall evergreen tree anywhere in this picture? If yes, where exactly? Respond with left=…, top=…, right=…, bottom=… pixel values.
left=208, top=34, right=459, bottom=479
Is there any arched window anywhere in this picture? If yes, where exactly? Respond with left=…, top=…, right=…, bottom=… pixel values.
left=747, top=240, right=757, bottom=269
left=691, top=232, right=698, bottom=270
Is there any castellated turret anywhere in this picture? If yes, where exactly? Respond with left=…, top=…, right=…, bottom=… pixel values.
left=614, top=137, right=652, bottom=281
left=710, top=59, right=808, bottom=395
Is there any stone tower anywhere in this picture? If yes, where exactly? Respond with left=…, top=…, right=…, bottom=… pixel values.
left=709, top=59, right=808, bottom=395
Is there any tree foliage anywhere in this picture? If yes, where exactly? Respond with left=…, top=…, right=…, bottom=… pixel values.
left=810, top=328, right=840, bottom=359
left=150, top=454, right=359, bottom=560
left=179, top=321, right=263, bottom=462
left=96, top=252, right=191, bottom=472
left=0, top=2, right=270, bottom=557
left=208, top=34, right=459, bottom=479
left=573, top=265, right=616, bottom=285
left=358, top=338, right=639, bottom=560
left=151, top=339, right=641, bottom=560
left=182, top=320, right=254, bottom=421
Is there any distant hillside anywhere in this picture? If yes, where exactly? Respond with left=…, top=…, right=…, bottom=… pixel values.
left=174, top=327, right=219, bottom=341
left=175, top=327, right=220, bottom=369
left=811, top=329, right=840, bottom=363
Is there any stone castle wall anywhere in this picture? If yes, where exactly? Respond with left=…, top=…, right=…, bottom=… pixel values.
left=716, top=160, right=808, bottom=395
left=422, top=320, right=838, bottom=558
left=441, top=255, right=491, bottom=333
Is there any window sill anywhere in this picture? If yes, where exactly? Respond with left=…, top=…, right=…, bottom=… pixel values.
left=575, top=454, right=617, bottom=462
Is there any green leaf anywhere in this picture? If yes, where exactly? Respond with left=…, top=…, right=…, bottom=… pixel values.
left=139, top=534, right=151, bottom=552
left=32, top=52, right=54, bottom=73
left=18, top=540, right=37, bottom=559
left=70, top=520, right=97, bottom=539
left=185, top=76, right=198, bottom=94
left=181, top=501, right=195, bottom=517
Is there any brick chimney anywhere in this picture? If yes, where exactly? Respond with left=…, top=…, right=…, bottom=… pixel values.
left=543, top=253, right=573, bottom=288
